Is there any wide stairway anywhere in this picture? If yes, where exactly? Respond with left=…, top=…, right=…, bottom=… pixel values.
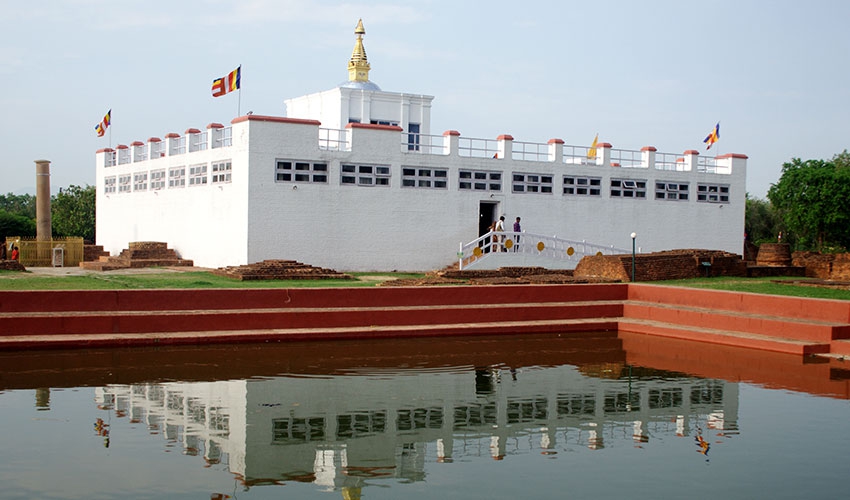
left=1, top=283, right=850, bottom=356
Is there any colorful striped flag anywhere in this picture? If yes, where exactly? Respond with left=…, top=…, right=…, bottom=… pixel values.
left=95, top=109, right=111, bottom=137
left=212, top=66, right=241, bottom=97
left=703, top=122, right=720, bottom=150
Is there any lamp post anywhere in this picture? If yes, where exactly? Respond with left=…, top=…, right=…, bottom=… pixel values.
left=630, top=232, right=637, bottom=282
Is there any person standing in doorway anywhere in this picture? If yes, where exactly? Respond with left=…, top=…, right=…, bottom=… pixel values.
left=513, top=216, right=522, bottom=252
left=494, top=216, right=506, bottom=252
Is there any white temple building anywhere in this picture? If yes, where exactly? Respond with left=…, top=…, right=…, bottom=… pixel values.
left=95, top=20, right=747, bottom=272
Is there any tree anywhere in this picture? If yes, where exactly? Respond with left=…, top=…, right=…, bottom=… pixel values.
left=51, top=184, right=96, bottom=242
left=0, top=210, right=36, bottom=238
left=745, top=194, right=780, bottom=245
left=767, top=155, right=850, bottom=252
left=0, top=193, right=36, bottom=219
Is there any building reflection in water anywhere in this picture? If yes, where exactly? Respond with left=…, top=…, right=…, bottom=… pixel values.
left=92, top=351, right=739, bottom=492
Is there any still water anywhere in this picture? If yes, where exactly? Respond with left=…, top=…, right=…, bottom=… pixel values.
left=1, top=331, right=849, bottom=500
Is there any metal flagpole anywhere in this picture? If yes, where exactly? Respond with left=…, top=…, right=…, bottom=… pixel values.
left=237, top=64, right=242, bottom=117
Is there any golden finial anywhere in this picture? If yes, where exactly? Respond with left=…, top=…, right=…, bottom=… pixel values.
left=348, top=19, right=371, bottom=82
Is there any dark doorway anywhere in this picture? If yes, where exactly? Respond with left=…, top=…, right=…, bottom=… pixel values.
left=479, top=201, right=498, bottom=236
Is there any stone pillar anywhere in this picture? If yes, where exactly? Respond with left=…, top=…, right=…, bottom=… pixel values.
left=35, top=159, right=51, bottom=241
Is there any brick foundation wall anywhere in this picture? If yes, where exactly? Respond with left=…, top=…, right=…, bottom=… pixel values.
left=575, top=250, right=746, bottom=282
left=792, top=251, right=850, bottom=280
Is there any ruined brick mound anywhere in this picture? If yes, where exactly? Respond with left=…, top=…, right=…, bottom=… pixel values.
left=0, top=260, right=26, bottom=272
left=757, top=243, right=792, bottom=266
left=79, top=241, right=193, bottom=271
left=574, top=249, right=747, bottom=282
left=380, top=267, right=617, bottom=286
left=83, top=244, right=110, bottom=262
left=211, top=260, right=353, bottom=281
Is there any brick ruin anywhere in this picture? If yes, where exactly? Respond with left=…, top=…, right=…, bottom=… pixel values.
left=79, top=241, right=193, bottom=271
left=573, top=249, right=747, bottom=282
left=211, top=260, right=353, bottom=281
left=792, top=252, right=850, bottom=281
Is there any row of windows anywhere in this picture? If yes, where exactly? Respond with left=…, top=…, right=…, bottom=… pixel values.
left=104, top=160, right=232, bottom=194
left=106, top=158, right=729, bottom=203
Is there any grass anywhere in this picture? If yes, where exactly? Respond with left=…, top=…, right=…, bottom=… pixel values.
left=655, top=276, right=850, bottom=301
left=0, top=269, right=426, bottom=290
left=2, top=268, right=849, bottom=301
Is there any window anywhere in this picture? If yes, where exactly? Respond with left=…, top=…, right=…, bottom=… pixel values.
left=118, top=174, right=131, bottom=193
left=341, top=164, right=390, bottom=186
left=512, top=172, right=553, bottom=194
left=655, top=182, right=689, bottom=201
left=150, top=169, right=166, bottom=191
left=169, top=167, right=185, bottom=188
left=104, top=176, right=116, bottom=194
left=697, top=183, right=730, bottom=203
left=275, top=160, right=328, bottom=183
left=212, top=161, right=232, bottom=183
left=407, top=123, right=420, bottom=151
left=563, top=176, right=602, bottom=196
left=189, top=164, right=207, bottom=186
left=370, top=119, right=398, bottom=126
left=402, top=167, right=447, bottom=189
left=459, top=169, right=501, bottom=191
left=610, top=178, right=647, bottom=198
left=133, top=172, right=147, bottom=191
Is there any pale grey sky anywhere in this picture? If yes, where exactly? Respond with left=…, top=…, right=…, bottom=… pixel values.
left=2, top=0, right=848, bottom=199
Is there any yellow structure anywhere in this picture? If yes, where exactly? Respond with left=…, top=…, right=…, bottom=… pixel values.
left=347, top=19, right=371, bottom=82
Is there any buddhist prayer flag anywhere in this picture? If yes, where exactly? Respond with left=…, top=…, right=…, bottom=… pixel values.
left=587, top=133, right=599, bottom=159
left=703, top=122, right=720, bottom=150
left=212, top=66, right=241, bottom=97
left=95, top=109, right=111, bottom=137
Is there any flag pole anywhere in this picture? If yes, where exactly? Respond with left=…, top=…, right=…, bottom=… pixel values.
left=237, top=64, right=242, bottom=117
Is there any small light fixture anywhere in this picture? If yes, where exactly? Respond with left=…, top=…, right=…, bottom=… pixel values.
left=292, top=185, right=298, bottom=190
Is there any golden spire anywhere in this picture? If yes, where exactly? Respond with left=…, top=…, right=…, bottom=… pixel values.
left=348, top=19, right=371, bottom=82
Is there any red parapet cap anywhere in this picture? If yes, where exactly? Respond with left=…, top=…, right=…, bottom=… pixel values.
left=207, top=122, right=224, bottom=129
left=497, top=134, right=514, bottom=141
left=131, top=141, right=144, bottom=146
left=147, top=137, right=161, bottom=143
left=641, top=146, right=657, bottom=152
left=443, top=130, right=461, bottom=136
left=684, top=149, right=700, bottom=155
left=548, top=138, right=565, bottom=145
left=185, top=128, right=201, bottom=135
left=96, top=148, right=115, bottom=154
left=716, top=153, right=749, bottom=160
left=597, top=142, right=612, bottom=148
left=346, top=122, right=404, bottom=132
left=116, top=144, right=129, bottom=149
left=232, top=114, right=322, bottom=126
left=165, top=132, right=181, bottom=138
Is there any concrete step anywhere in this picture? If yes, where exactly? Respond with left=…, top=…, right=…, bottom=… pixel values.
left=618, top=317, right=831, bottom=356
left=0, top=301, right=625, bottom=336
left=0, top=317, right=622, bottom=350
left=624, top=300, right=850, bottom=343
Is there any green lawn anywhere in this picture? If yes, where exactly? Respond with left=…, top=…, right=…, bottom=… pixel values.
left=2, top=269, right=848, bottom=301
left=0, top=270, right=425, bottom=290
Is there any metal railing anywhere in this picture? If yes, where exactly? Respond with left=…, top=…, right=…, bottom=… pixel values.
left=401, top=133, right=447, bottom=155
left=8, top=236, right=84, bottom=267
left=319, top=128, right=350, bottom=151
left=458, top=231, right=631, bottom=270
left=458, top=137, right=498, bottom=158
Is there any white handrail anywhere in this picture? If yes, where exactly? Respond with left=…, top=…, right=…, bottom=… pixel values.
left=458, top=231, right=631, bottom=270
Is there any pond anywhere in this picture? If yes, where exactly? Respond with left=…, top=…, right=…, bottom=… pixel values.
left=1, top=331, right=849, bottom=500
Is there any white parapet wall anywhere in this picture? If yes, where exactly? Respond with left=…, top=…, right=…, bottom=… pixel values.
left=96, top=116, right=746, bottom=272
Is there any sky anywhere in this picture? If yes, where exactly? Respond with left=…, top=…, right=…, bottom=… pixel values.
left=2, top=0, right=848, bottom=199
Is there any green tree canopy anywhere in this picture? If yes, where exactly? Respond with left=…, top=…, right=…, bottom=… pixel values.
left=0, top=193, right=36, bottom=219
left=767, top=153, right=850, bottom=251
left=745, top=194, right=780, bottom=245
left=0, top=210, right=36, bottom=239
left=51, top=184, right=96, bottom=242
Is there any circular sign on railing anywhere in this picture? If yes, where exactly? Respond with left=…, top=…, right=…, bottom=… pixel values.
left=473, top=247, right=483, bottom=257
left=505, top=240, right=514, bottom=250
left=567, top=246, right=575, bottom=256
left=537, top=242, right=545, bottom=252
left=596, top=251, right=603, bottom=256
